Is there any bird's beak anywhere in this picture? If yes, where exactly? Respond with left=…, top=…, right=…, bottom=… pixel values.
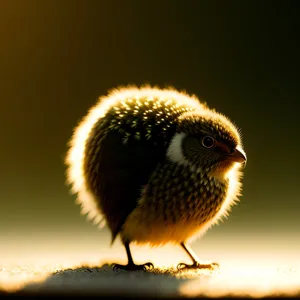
left=225, top=147, right=247, bottom=164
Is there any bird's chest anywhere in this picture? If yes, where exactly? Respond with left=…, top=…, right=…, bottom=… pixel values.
left=141, top=162, right=228, bottom=225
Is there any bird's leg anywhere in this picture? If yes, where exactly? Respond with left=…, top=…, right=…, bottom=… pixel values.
left=177, top=242, right=219, bottom=271
left=112, top=241, right=154, bottom=272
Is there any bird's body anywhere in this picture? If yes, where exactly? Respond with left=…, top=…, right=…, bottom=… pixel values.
left=65, top=86, right=246, bottom=270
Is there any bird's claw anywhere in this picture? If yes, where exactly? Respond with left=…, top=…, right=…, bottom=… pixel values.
left=112, top=264, right=122, bottom=272
left=177, top=261, right=219, bottom=271
left=112, top=262, right=154, bottom=272
left=142, top=262, right=154, bottom=271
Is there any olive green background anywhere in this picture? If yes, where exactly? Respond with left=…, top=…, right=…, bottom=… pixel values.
left=0, top=1, right=299, bottom=263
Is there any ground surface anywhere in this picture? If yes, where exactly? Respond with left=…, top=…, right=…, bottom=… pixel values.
left=1, top=260, right=300, bottom=298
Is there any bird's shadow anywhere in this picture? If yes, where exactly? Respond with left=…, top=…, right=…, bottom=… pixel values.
left=19, top=263, right=214, bottom=297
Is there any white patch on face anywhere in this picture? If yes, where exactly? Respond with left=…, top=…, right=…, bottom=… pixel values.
left=167, top=132, right=190, bottom=166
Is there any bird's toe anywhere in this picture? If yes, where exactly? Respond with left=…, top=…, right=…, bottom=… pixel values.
left=142, top=262, right=154, bottom=271
left=112, top=262, right=154, bottom=272
left=177, top=261, right=219, bottom=271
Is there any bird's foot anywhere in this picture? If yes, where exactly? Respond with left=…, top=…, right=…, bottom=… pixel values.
left=177, top=261, right=219, bottom=271
left=112, top=262, right=154, bottom=272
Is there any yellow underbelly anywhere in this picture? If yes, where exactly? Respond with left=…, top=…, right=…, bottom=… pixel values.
left=121, top=204, right=218, bottom=246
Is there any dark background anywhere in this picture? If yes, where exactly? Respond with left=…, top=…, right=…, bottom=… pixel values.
left=0, top=1, right=299, bottom=263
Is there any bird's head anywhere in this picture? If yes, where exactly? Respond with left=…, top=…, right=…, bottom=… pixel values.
left=167, top=110, right=247, bottom=179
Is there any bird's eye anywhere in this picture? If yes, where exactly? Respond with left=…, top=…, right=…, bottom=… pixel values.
left=201, top=136, right=215, bottom=149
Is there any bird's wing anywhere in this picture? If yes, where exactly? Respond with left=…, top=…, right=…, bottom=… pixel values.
left=95, top=130, right=171, bottom=243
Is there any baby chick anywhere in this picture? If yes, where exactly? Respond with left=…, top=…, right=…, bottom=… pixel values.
left=65, top=86, right=247, bottom=271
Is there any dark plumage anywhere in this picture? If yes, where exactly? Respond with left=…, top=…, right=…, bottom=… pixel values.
left=65, top=85, right=247, bottom=271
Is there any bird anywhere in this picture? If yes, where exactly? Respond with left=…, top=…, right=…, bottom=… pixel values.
left=65, top=85, right=247, bottom=272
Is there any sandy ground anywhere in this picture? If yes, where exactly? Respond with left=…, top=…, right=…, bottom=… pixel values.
left=1, top=237, right=299, bottom=298
left=1, top=260, right=300, bottom=298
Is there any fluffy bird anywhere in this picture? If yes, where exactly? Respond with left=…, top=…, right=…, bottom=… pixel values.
left=65, top=85, right=247, bottom=271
